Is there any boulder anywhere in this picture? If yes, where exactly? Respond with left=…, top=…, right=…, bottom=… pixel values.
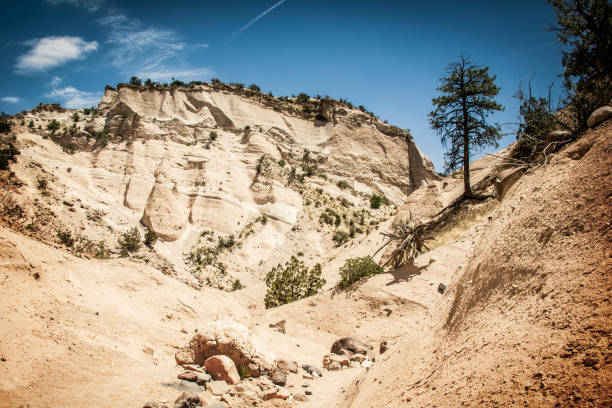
left=330, top=337, right=369, bottom=356
left=271, top=369, right=287, bottom=386
left=301, top=364, right=322, bottom=377
left=204, top=355, right=240, bottom=385
left=187, top=317, right=277, bottom=377
left=207, top=380, right=230, bottom=396
left=545, top=130, right=572, bottom=146
left=174, top=392, right=202, bottom=408
left=587, top=106, right=612, bottom=128
left=323, top=354, right=350, bottom=369
left=196, top=373, right=212, bottom=386
left=234, top=381, right=263, bottom=405
left=276, top=359, right=298, bottom=373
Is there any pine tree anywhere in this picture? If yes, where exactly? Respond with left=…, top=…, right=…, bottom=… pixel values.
left=429, top=55, right=504, bottom=197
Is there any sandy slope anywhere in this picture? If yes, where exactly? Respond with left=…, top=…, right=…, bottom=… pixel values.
left=341, top=122, right=612, bottom=407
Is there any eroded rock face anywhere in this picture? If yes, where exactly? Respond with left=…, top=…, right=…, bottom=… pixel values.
left=185, top=317, right=277, bottom=377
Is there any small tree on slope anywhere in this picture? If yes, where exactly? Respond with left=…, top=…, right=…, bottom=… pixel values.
left=429, top=55, right=504, bottom=197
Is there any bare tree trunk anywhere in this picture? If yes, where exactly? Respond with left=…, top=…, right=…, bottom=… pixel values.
left=463, top=130, right=471, bottom=195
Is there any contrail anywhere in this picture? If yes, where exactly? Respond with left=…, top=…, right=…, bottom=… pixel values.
left=227, top=0, right=286, bottom=43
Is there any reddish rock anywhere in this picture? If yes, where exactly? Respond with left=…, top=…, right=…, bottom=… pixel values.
left=204, top=355, right=240, bottom=384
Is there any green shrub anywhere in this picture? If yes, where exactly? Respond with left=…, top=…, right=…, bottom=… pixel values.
left=46, top=120, right=60, bottom=132
left=337, top=256, right=384, bottom=289
left=0, top=113, right=11, bottom=134
left=209, top=131, right=217, bottom=141
left=231, top=279, right=243, bottom=291
left=278, top=159, right=285, bottom=167
left=248, top=84, right=261, bottom=92
left=36, top=176, right=48, bottom=191
left=144, top=230, right=158, bottom=248
left=57, top=230, right=74, bottom=247
left=217, top=234, right=235, bottom=250
left=0, top=136, right=20, bottom=170
left=129, top=76, right=142, bottom=86
left=370, top=194, right=383, bottom=209
left=264, top=256, right=325, bottom=308
left=118, top=227, right=141, bottom=256
left=297, top=93, right=310, bottom=104
left=336, top=180, right=350, bottom=190
left=332, top=230, right=349, bottom=246
left=71, top=112, right=79, bottom=122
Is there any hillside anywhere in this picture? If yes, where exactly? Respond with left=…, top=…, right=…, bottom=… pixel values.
left=0, top=85, right=610, bottom=408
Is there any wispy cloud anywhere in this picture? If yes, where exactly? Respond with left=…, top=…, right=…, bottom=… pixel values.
left=139, top=68, right=215, bottom=83
left=50, top=76, right=62, bottom=87
left=99, top=12, right=210, bottom=81
left=45, top=0, right=106, bottom=12
left=228, top=0, right=286, bottom=42
left=47, top=86, right=102, bottom=108
left=15, top=36, right=98, bottom=73
left=1, top=97, right=19, bottom=103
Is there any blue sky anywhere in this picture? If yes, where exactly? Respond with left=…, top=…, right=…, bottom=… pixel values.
left=0, top=0, right=563, bottom=171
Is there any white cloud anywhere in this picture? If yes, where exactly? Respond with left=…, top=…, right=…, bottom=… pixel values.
left=51, top=76, right=62, bottom=86
left=47, top=86, right=102, bottom=108
left=1, top=97, right=19, bottom=103
left=138, top=68, right=215, bottom=82
left=99, top=12, right=211, bottom=82
left=15, top=36, right=99, bottom=73
left=46, top=0, right=106, bottom=12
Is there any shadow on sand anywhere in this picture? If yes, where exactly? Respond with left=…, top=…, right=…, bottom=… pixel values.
left=385, top=263, right=429, bottom=286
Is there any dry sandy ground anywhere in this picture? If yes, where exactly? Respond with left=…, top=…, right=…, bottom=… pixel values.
left=341, top=122, right=612, bottom=407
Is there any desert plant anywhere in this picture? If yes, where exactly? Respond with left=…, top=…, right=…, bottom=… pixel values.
left=370, top=194, right=383, bottom=209
left=118, top=227, right=141, bottom=256
left=71, top=112, right=79, bottom=122
left=144, top=230, right=158, bottom=248
left=217, top=234, right=235, bottom=250
left=129, top=76, right=142, bottom=86
left=264, top=256, right=325, bottom=308
left=57, top=230, right=74, bottom=247
left=0, top=113, right=11, bottom=134
left=336, top=180, right=350, bottom=190
left=248, top=84, right=261, bottom=92
left=278, top=158, right=285, bottom=167
left=46, top=119, right=60, bottom=132
left=337, top=256, right=384, bottom=289
left=209, top=131, right=217, bottom=141
left=94, top=241, right=107, bottom=259
left=332, top=230, right=349, bottom=246
left=0, top=136, right=20, bottom=170
left=231, top=279, right=243, bottom=291
left=36, top=176, right=48, bottom=191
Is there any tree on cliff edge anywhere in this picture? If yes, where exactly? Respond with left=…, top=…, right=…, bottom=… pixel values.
left=429, top=55, right=504, bottom=198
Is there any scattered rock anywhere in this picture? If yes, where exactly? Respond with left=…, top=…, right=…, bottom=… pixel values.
left=207, top=380, right=230, bottom=396
left=301, top=364, right=322, bottom=377
left=178, top=371, right=199, bottom=382
left=587, top=106, right=612, bottom=128
left=263, top=387, right=290, bottom=400
left=268, top=319, right=286, bottom=334
left=204, top=355, right=240, bottom=385
left=330, top=337, right=369, bottom=356
left=174, top=392, right=202, bottom=408
left=327, top=361, right=341, bottom=371
left=294, top=394, right=308, bottom=402
left=183, top=364, right=204, bottom=373
left=349, top=361, right=361, bottom=368
left=175, top=347, right=195, bottom=366
left=305, top=390, right=312, bottom=396
left=271, top=369, right=287, bottom=386
left=438, top=283, right=446, bottom=294
left=196, top=373, right=211, bottom=386
left=142, top=401, right=159, bottom=408
left=276, top=359, right=298, bottom=373
left=234, top=381, right=263, bottom=405
left=379, top=341, right=388, bottom=354
left=350, top=353, right=367, bottom=363
left=302, top=373, right=314, bottom=380
left=323, top=354, right=350, bottom=370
